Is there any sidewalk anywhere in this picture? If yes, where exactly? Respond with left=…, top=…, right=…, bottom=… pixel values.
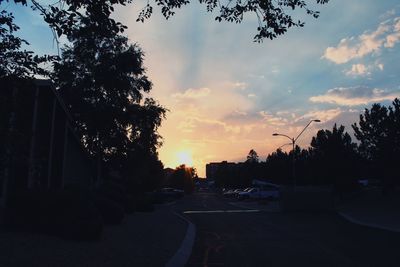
left=337, top=188, right=400, bottom=232
left=0, top=205, right=187, bottom=267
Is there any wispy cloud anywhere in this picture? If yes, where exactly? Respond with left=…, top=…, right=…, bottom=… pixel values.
left=233, top=82, right=248, bottom=90
left=385, top=18, right=400, bottom=47
left=310, top=86, right=400, bottom=106
left=177, top=116, right=241, bottom=135
left=346, top=64, right=369, bottom=76
left=172, top=87, right=211, bottom=99
left=323, top=17, right=400, bottom=64
left=259, top=111, right=288, bottom=126
left=300, top=108, right=343, bottom=123
left=345, top=62, right=386, bottom=77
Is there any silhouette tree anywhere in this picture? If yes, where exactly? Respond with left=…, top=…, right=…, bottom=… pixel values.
left=47, top=6, right=168, bottom=195
left=310, top=124, right=359, bottom=192
left=168, top=165, right=196, bottom=193
left=290, top=145, right=313, bottom=185
left=241, top=149, right=258, bottom=185
left=265, top=148, right=293, bottom=185
left=52, top=13, right=166, bottom=163
left=352, top=99, right=400, bottom=192
left=246, top=149, right=259, bottom=163
left=8, top=0, right=329, bottom=43
left=0, top=10, right=51, bottom=79
left=122, top=151, right=165, bottom=193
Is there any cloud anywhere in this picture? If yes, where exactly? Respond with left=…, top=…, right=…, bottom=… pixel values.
left=345, top=62, right=386, bottom=76
left=300, top=108, right=343, bottom=123
left=346, top=64, right=369, bottom=76
left=309, top=86, right=400, bottom=106
left=223, top=109, right=289, bottom=127
left=323, top=17, right=400, bottom=64
left=271, top=66, right=280, bottom=74
left=177, top=116, right=242, bottom=136
left=233, top=82, right=248, bottom=90
left=323, top=38, right=360, bottom=64
left=172, top=87, right=211, bottom=99
left=385, top=18, right=400, bottom=48
left=248, top=74, right=265, bottom=79
left=381, top=9, right=396, bottom=19
left=258, top=111, right=288, bottom=126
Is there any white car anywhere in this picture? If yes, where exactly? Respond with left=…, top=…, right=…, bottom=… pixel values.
left=239, top=185, right=280, bottom=200
left=237, top=188, right=254, bottom=200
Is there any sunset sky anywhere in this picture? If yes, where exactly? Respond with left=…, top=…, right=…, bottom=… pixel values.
left=7, top=0, right=400, bottom=176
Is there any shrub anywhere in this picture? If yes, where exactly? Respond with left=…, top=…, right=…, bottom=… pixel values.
left=94, top=196, right=125, bottom=225
left=96, top=181, right=134, bottom=214
left=4, top=187, right=103, bottom=241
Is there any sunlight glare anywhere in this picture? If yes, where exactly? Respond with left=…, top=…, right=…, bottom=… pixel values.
left=176, top=151, right=194, bottom=167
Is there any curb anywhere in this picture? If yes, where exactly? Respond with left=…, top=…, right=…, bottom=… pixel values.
left=165, top=212, right=196, bottom=267
left=338, top=212, right=400, bottom=233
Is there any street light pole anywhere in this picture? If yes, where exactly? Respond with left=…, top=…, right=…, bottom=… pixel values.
left=273, top=119, right=321, bottom=189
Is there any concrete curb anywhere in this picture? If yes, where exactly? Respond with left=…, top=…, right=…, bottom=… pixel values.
left=338, top=212, right=400, bottom=233
left=165, top=212, right=196, bottom=267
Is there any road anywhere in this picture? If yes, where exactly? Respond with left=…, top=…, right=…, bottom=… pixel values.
left=172, top=192, right=400, bottom=267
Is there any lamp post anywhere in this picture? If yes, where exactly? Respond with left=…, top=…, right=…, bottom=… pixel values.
left=273, top=119, right=321, bottom=188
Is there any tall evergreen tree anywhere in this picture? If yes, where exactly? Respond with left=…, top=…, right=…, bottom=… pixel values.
left=310, top=124, right=359, bottom=191
left=246, top=149, right=259, bottom=163
left=352, top=99, right=400, bottom=190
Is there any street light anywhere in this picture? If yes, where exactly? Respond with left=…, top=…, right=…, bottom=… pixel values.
left=272, top=119, right=321, bottom=188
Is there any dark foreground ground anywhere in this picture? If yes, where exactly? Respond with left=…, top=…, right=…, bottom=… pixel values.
left=1, top=192, right=399, bottom=266
left=174, top=192, right=400, bottom=267
left=0, top=207, right=186, bottom=267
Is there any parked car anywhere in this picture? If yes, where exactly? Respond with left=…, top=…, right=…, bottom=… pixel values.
left=223, top=189, right=241, bottom=198
left=239, top=185, right=280, bottom=200
left=237, top=187, right=256, bottom=200
left=222, top=189, right=235, bottom=197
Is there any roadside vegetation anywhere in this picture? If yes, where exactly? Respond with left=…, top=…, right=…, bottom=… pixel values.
left=215, top=98, right=400, bottom=196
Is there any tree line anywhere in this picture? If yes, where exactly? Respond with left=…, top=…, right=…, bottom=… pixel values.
left=1, top=0, right=330, bottom=194
left=214, top=98, right=400, bottom=195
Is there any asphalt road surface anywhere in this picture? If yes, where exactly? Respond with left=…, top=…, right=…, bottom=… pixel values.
left=173, top=192, right=400, bottom=267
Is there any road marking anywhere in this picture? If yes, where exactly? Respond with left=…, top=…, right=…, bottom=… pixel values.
left=339, top=212, right=400, bottom=233
left=165, top=212, right=196, bottom=267
left=158, top=201, right=177, bottom=206
left=183, top=209, right=260, bottom=214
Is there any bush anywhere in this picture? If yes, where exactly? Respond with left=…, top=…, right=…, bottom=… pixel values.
left=96, top=181, right=134, bottom=214
left=4, top=187, right=103, bottom=241
left=94, top=196, right=125, bottom=225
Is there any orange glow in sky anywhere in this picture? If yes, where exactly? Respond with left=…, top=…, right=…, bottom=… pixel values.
left=8, top=1, right=400, bottom=181
left=118, top=1, right=399, bottom=178
left=176, top=150, right=194, bottom=167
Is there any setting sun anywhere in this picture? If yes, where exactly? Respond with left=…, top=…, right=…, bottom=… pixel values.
left=176, top=151, right=194, bottom=167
